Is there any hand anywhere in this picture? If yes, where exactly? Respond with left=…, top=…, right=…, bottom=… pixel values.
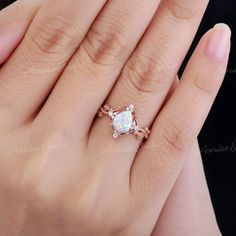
left=0, top=0, right=229, bottom=235
left=0, top=3, right=223, bottom=236
left=0, top=13, right=222, bottom=234
left=0, top=7, right=222, bottom=236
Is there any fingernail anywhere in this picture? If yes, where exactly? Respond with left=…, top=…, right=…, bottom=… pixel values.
left=205, top=23, right=231, bottom=62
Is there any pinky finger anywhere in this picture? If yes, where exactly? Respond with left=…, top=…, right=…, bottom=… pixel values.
left=130, top=24, right=231, bottom=212
left=155, top=23, right=231, bottom=154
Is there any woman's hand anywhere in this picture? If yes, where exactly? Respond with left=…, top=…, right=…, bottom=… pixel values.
left=0, top=2, right=223, bottom=236
left=0, top=3, right=222, bottom=235
left=0, top=0, right=229, bottom=235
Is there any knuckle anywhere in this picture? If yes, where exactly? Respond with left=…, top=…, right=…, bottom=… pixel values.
left=164, top=0, right=197, bottom=20
left=82, top=23, right=126, bottom=67
left=18, top=156, right=66, bottom=208
left=124, top=55, right=169, bottom=94
left=76, top=197, right=98, bottom=224
left=75, top=183, right=105, bottom=226
left=193, top=73, right=217, bottom=96
left=39, top=124, right=69, bottom=151
left=28, top=12, right=78, bottom=56
left=159, top=116, right=193, bottom=153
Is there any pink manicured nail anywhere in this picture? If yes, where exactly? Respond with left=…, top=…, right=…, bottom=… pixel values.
left=205, top=23, right=231, bottom=62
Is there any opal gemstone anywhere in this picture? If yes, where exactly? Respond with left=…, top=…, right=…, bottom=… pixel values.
left=112, top=110, right=133, bottom=134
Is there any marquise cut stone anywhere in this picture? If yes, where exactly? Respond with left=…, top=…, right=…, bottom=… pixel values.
left=112, top=110, right=133, bottom=134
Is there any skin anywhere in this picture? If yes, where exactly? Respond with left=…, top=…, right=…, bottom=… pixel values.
left=0, top=0, right=229, bottom=235
left=0, top=0, right=42, bottom=64
left=0, top=7, right=220, bottom=236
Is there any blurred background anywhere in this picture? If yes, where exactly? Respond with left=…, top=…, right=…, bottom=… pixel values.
left=1, top=0, right=236, bottom=235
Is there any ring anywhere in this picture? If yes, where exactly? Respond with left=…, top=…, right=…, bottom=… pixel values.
left=97, top=104, right=151, bottom=139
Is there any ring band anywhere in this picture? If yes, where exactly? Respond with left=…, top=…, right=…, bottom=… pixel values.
left=97, top=104, right=151, bottom=139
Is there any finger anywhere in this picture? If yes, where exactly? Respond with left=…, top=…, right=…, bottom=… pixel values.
left=152, top=79, right=218, bottom=236
left=89, top=0, right=209, bottom=165
left=152, top=142, right=220, bottom=236
left=0, top=0, right=107, bottom=126
left=0, top=0, right=41, bottom=64
left=36, top=0, right=161, bottom=139
left=130, top=24, right=231, bottom=223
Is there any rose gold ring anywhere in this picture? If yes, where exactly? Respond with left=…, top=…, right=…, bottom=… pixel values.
left=97, top=104, right=151, bottom=140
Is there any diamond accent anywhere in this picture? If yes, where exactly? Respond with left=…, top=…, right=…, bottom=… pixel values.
left=113, top=131, right=119, bottom=139
left=108, top=111, right=113, bottom=117
left=128, top=104, right=135, bottom=112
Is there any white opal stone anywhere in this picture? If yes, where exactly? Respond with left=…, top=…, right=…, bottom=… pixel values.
left=112, top=111, right=133, bottom=135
